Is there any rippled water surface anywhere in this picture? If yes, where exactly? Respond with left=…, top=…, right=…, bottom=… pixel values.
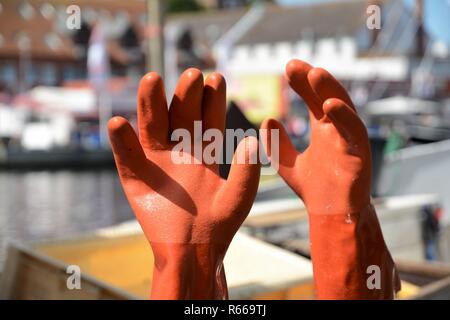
left=0, top=169, right=134, bottom=267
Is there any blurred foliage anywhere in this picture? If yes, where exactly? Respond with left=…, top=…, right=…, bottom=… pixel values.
left=167, top=0, right=275, bottom=13
left=218, top=0, right=275, bottom=7
left=168, top=0, right=204, bottom=13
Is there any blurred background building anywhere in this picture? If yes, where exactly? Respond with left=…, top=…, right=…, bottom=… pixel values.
left=1, top=0, right=450, bottom=287
left=1, top=0, right=448, bottom=149
left=0, top=1, right=148, bottom=92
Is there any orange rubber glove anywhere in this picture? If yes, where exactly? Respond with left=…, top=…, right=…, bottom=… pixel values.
left=108, top=68, right=260, bottom=299
left=261, top=60, right=401, bottom=299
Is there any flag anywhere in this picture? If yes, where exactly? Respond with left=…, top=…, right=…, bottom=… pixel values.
left=87, top=22, right=110, bottom=90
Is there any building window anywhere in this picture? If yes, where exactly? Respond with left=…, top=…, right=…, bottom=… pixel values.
left=0, top=33, right=3, bottom=47
left=18, top=1, right=35, bottom=20
left=1, top=63, right=18, bottom=86
left=41, top=63, right=57, bottom=85
left=63, top=65, right=77, bottom=81
left=25, top=64, right=39, bottom=86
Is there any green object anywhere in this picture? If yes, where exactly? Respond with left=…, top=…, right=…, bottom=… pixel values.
left=168, top=0, right=204, bottom=12
left=384, top=131, right=404, bottom=155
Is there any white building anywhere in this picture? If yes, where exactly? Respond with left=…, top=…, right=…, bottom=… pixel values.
left=168, top=0, right=450, bottom=110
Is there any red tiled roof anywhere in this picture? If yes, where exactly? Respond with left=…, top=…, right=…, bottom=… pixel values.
left=0, top=0, right=146, bottom=61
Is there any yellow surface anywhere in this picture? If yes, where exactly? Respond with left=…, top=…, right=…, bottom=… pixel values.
left=36, top=234, right=154, bottom=298
left=397, top=280, right=420, bottom=299
left=35, top=232, right=419, bottom=300
left=35, top=232, right=315, bottom=300
left=228, top=74, right=282, bottom=123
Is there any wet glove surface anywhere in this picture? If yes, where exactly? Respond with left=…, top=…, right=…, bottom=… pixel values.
left=108, top=69, right=260, bottom=299
left=261, top=59, right=400, bottom=299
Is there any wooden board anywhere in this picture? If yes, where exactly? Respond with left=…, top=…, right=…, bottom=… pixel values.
left=1, top=221, right=314, bottom=300
left=2, top=229, right=449, bottom=299
left=0, top=242, right=134, bottom=300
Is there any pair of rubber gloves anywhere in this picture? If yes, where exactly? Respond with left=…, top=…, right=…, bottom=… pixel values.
left=108, top=59, right=400, bottom=300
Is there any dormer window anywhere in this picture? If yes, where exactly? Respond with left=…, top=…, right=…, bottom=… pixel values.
left=18, top=1, right=34, bottom=20
left=40, top=3, right=55, bottom=19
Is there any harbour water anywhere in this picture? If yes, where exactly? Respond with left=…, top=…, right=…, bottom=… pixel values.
left=0, top=169, right=134, bottom=268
